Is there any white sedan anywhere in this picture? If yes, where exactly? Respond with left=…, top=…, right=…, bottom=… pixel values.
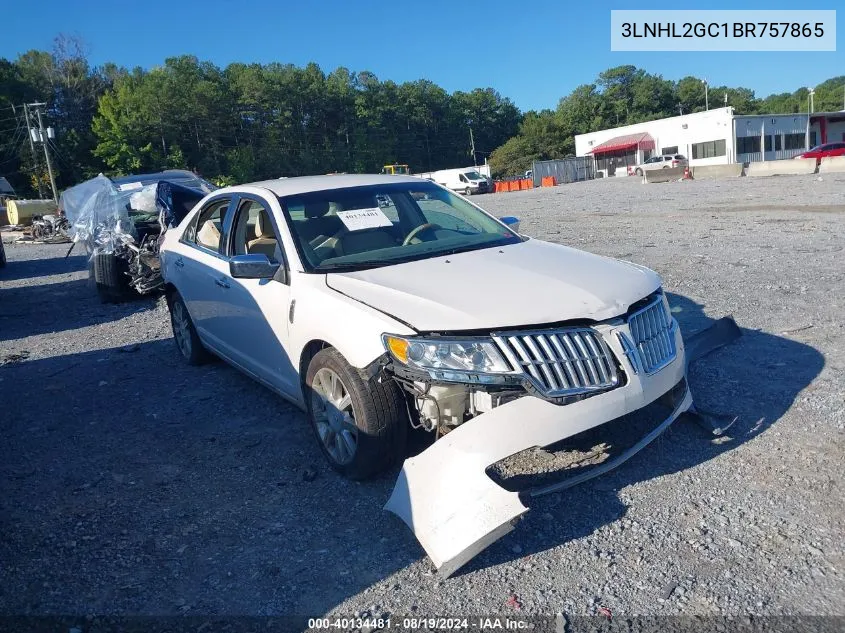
left=160, top=174, right=691, bottom=575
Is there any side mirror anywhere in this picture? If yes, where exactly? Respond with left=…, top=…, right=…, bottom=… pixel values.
left=499, top=216, right=521, bottom=233
left=229, top=254, right=280, bottom=280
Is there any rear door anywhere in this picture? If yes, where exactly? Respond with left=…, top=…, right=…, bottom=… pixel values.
left=175, top=196, right=235, bottom=346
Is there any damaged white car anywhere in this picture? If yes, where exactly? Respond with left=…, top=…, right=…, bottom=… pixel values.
left=159, top=174, right=692, bottom=576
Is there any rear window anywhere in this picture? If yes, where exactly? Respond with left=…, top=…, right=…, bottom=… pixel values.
left=674, top=155, right=686, bottom=160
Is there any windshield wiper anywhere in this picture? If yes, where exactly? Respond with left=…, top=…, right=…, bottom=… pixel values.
left=315, top=254, right=430, bottom=272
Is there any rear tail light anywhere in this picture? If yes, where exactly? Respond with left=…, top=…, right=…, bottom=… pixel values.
left=672, top=160, right=678, bottom=167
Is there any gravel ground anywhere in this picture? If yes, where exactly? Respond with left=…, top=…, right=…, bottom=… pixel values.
left=0, top=173, right=843, bottom=620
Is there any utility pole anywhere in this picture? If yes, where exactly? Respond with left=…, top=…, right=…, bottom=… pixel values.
left=22, top=103, right=45, bottom=199
left=702, top=79, right=709, bottom=111
left=469, top=126, right=476, bottom=165
left=32, top=104, right=58, bottom=203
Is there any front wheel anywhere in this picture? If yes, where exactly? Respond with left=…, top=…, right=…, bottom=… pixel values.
left=464, top=187, right=472, bottom=196
left=305, top=348, right=406, bottom=479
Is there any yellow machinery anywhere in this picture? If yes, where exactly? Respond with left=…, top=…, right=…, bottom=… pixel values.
left=381, top=164, right=410, bottom=175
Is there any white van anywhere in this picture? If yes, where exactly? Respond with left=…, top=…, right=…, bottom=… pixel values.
left=417, top=168, right=491, bottom=195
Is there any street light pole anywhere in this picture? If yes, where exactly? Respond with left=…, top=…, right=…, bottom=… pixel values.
left=702, top=79, right=709, bottom=110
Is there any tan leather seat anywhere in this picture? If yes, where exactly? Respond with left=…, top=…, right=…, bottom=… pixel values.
left=197, top=219, right=221, bottom=250
left=247, top=211, right=280, bottom=261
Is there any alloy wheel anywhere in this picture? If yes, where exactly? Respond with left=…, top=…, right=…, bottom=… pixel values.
left=311, top=367, right=358, bottom=465
left=171, top=300, right=192, bottom=359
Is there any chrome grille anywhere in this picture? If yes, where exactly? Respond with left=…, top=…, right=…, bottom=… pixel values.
left=623, top=294, right=677, bottom=374
left=493, top=328, right=618, bottom=397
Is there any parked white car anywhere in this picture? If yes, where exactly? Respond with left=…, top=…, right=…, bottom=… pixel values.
left=629, top=154, right=688, bottom=176
left=159, top=174, right=691, bottom=575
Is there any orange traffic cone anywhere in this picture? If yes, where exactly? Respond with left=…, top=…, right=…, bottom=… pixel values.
left=683, top=166, right=693, bottom=180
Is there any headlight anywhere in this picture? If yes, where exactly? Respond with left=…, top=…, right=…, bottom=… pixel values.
left=382, top=334, right=512, bottom=381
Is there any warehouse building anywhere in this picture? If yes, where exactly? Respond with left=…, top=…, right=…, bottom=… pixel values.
left=574, top=107, right=845, bottom=176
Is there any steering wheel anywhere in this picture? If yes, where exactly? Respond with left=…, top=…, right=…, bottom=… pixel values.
left=402, top=222, right=442, bottom=246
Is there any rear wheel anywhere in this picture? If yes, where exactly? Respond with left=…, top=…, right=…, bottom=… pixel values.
left=305, top=348, right=406, bottom=479
left=662, top=165, right=669, bottom=169
left=0, top=240, right=6, bottom=268
left=92, top=253, right=129, bottom=303
left=167, top=290, right=211, bottom=365
left=635, top=168, right=643, bottom=176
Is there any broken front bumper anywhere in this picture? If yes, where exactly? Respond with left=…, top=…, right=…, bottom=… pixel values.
left=385, top=321, right=691, bottom=577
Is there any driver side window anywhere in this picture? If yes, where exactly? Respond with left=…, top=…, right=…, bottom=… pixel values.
left=230, top=198, right=283, bottom=264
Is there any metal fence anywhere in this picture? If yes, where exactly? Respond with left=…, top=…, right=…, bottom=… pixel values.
left=531, top=157, right=594, bottom=187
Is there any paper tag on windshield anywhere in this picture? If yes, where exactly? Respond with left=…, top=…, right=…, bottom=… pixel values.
left=336, top=208, right=392, bottom=231
left=117, top=182, right=144, bottom=192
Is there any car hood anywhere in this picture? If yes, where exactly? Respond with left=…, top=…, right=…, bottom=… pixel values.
left=325, top=239, right=661, bottom=332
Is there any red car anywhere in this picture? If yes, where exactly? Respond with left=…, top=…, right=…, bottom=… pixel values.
left=795, top=142, right=845, bottom=162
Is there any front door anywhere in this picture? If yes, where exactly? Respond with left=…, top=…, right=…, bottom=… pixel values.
left=212, top=195, right=297, bottom=397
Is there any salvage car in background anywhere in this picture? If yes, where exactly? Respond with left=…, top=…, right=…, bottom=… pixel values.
left=159, top=174, right=691, bottom=576
left=62, top=170, right=215, bottom=302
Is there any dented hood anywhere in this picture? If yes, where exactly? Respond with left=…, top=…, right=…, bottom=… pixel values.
left=326, top=239, right=660, bottom=331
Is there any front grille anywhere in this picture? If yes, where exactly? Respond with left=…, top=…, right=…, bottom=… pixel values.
left=621, top=294, right=677, bottom=374
left=493, top=328, right=618, bottom=397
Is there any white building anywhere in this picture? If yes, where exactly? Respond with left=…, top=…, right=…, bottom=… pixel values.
left=574, top=107, right=845, bottom=176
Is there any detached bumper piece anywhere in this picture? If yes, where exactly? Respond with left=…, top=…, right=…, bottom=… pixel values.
left=386, top=319, right=692, bottom=577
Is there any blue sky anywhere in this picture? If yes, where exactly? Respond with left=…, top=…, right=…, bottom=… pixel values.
left=2, top=0, right=842, bottom=112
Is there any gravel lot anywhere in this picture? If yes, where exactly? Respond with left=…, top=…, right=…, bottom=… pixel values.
left=1, top=174, right=843, bottom=620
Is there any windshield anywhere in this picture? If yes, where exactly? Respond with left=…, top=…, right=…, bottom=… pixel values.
left=280, top=182, right=522, bottom=273
left=464, top=171, right=483, bottom=180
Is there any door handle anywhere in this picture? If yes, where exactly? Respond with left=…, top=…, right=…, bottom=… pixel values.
left=214, top=277, right=230, bottom=289
left=174, top=257, right=184, bottom=268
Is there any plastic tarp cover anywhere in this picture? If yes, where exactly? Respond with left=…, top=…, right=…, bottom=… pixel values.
left=61, top=174, right=145, bottom=257
left=61, top=174, right=208, bottom=259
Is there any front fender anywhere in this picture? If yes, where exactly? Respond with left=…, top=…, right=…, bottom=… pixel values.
left=289, top=273, right=416, bottom=373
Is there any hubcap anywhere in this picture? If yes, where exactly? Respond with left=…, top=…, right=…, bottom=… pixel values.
left=171, top=300, right=192, bottom=359
left=311, top=367, right=358, bottom=465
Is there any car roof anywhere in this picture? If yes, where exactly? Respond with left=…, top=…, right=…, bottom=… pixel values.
left=111, top=169, right=200, bottom=185
left=240, top=174, right=426, bottom=197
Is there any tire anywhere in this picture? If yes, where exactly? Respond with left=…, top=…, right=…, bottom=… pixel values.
left=92, top=253, right=129, bottom=303
left=662, top=165, right=669, bottom=170
left=166, top=290, right=211, bottom=365
left=0, top=240, right=6, bottom=268
left=635, top=168, right=643, bottom=176
left=305, top=347, right=407, bottom=480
